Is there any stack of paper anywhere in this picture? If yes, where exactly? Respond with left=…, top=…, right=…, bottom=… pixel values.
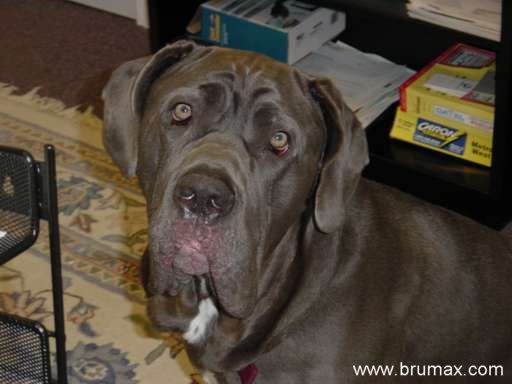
left=407, top=0, right=501, bottom=41
left=295, top=41, right=414, bottom=128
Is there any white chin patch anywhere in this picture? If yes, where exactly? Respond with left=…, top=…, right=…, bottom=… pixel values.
left=202, top=371, right=218, bottom=384
left=183, top=297, right=218, bottom=344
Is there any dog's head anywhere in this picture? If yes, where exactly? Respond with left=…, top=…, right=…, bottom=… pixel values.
left=103, top=40, right=368, bottom=325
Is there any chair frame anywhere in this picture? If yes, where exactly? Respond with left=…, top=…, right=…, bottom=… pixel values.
left=0, top=144, right=67, bottom=384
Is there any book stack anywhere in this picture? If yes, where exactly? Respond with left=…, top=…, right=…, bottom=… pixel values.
left=390, top=43, right=495, bottom=166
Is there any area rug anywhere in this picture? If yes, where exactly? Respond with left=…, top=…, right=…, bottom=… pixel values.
left=0, top=83, right=203, bottom=384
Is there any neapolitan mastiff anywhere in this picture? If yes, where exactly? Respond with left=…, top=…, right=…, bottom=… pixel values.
left=103, top=40, right=512, bottom=383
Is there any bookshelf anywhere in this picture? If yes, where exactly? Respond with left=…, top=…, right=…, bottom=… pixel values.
left=147, top=0, right=512, bottom=228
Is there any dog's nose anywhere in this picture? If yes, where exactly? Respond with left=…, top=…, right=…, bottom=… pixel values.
left=174, top=173, right=234, bottom=221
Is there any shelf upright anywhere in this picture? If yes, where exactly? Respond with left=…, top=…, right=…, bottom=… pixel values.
left=491, top=0, right=512, bottom=199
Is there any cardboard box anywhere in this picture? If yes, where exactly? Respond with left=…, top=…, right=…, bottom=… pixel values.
left=399, top=43, right=495, bottom=132
left=201, top=0, right=346, bottom=64
left=390, top=107, right=492, bottom=167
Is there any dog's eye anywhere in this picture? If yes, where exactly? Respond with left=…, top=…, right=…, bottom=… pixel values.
left=270, top=131, right=289, bottom=156
left=171, top=103, right=192, bottom=123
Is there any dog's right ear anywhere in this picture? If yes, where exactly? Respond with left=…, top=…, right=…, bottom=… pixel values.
left=102, top=40, right=198, bottom=176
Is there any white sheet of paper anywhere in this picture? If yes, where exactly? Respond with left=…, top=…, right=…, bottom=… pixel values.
left=295, top=41, right=414, bottom=127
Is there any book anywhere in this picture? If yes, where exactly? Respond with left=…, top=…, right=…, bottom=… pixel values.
left=391, top=43, right=496, bottom=166
left=390, top=108, right=492, bottom=166
left=400, top=43, right=495, bottom=133
left=200, top=0, right=346, bottom=64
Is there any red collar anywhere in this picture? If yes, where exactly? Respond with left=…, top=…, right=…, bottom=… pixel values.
left=238, top=363, right=259, bottom=384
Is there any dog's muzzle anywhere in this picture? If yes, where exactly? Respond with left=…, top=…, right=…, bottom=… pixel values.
left=151, top=171, right=235, bottom=278
left=174, top=172, right=235, bottom=223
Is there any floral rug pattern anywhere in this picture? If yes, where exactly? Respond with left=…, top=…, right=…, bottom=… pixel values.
left=0, top=83, right=202, bottom=383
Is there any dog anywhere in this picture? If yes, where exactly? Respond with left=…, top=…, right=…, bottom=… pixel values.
left=103, top=40, right=512, bottom=383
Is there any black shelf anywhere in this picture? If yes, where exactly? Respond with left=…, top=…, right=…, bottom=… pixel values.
left=147, top=0, right=202, bottom=52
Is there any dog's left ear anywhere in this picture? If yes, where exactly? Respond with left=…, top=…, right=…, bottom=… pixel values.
left=310, top=78, right=369, bottom=233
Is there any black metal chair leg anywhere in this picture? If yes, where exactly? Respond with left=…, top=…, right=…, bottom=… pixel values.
left=43, top=145, right=68, bottom=384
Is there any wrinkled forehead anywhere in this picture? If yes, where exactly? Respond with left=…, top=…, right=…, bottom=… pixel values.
left=153, top=47, right=308, bottom=107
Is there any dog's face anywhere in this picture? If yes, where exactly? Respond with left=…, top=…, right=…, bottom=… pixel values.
left=103, top=41, right=368, bottom=327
